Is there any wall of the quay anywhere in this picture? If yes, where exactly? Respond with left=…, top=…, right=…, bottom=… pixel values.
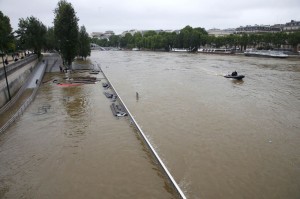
left=0, top=59, right=38, bottom=108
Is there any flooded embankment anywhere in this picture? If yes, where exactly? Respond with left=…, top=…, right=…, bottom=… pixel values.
left=1, top=50, right=300, bottom=199
left=0, top=69, right=175, bottom=198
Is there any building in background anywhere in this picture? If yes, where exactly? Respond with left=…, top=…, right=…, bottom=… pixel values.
left=120, top=29, right=179, bottom=37
left=235, top=24, right=281, bottom=34
left=207, top=28, right=235, bottom=37
left=91, top=31, right=115, bottom=40
left=283, top=20, right=300, bottom=32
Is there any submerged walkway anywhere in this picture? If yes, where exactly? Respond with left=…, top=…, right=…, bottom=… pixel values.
left=0, top=59, right=177, bottom=199
left=0, top=54, right=57, bottom=133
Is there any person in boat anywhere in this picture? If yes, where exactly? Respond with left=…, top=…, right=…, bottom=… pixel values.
left=231, top=71, right=238, bottom=76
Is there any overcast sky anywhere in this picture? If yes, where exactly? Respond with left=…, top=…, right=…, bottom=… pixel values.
left=1, top=0, right=299, bottom=34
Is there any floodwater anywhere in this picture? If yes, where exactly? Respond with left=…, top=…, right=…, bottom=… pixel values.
left=0, top=51, right=299, bottom=199
left=0, top=70, right=175, bottom=198
left=93, top=51, right=300, bottom=199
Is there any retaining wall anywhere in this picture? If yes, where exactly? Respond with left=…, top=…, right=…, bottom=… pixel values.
left=0, top=59, right=38, bottom=108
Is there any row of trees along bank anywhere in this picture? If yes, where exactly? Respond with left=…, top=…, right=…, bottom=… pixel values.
left=91, top=26, right=300, bottom=52
left=0, top=0, right=91, bottom=68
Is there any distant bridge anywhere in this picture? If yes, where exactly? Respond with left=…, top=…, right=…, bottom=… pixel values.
left=90, top=43, right=120, bottom=51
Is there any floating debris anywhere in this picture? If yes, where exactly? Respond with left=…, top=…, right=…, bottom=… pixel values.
left=110, top=103, right=127, bottom=117
left=36, top=104, right=51, bottom=115
left=72, top=76, right=98, bottom=84
left=89, top=70, right=100, bottom=74
left=57, top=83, right=83, bottom=87
left=102, top=82, right=109, bottom=89
left=104, top=92, right=113, bottom=98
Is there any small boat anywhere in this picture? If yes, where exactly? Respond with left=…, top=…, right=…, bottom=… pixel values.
left=224, top=74, right=245, bottom=80
left=244, top=49, right=288, bottom=58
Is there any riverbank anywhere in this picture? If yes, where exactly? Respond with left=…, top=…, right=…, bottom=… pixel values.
left=0, top=59, right=176, bottom=198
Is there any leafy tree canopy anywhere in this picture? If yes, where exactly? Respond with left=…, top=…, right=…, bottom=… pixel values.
left=78, top=25, right=91, bottom=59
left=0, top=11, right=14, bottom=53
left=54, top=0, right=79, bottom=67
left=17, top=16, right=46, bottom=57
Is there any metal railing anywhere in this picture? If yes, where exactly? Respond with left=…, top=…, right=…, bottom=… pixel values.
left=100, top=66, right=187, bottom=199
left=0, top=61, right=47, bottom=135
left=0, top=55, right=37, bottom=80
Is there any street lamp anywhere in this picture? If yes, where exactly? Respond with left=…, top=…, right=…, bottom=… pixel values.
left=0, top=50, right=11, bottom=100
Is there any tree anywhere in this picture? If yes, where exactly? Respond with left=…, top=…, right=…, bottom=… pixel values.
left=109, top=35, right=120, bottom=47
left=17, top=16, right=46, bottom=57
left=45, top=27, right=57, bottom=51
left=240, top=33, right=249, bottom=51
left=0, top=11, right=14, bottom=53
left=143, top=30, right=157, bottom=37
left=120, top=33, right=133, bottom=48
left=133, top=32, right=143, bottom=48
left=54, top=0, right=79, bottom=67
left=287, top=32, right=300, bottom=52
left=272, top=32, right=287, bottom=48
left=78, top=25, right=90, bottom=59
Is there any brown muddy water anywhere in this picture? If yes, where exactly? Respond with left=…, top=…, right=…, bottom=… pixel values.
left=0, top=51, right=300, bottom=199
left=93, top=51, right=300, bottom=199
left=0, top=70, right=175, bottom=198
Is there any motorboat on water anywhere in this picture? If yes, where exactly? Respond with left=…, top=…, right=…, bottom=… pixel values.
left=198, top=48, right=233, bottom=54
left=171, top=48, right=188, bottom=52
left=244, top=49, right=288, bottom=58
left=224, top=71, right=245, bottom=80
left=224, top=74, right=245, bottom=80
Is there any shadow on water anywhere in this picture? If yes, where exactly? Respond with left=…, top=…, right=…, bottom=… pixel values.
left=231, top=79, right=245, bottom=85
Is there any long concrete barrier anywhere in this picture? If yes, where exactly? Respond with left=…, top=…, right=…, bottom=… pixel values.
left=98, top=65, right=187, bottom=199
left=0, top=55, right=38, bottom=80
left=0, top=61, right=47, bottom=135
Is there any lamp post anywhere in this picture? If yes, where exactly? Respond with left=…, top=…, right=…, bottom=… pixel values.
left=0, top=51, right=11, bottom=101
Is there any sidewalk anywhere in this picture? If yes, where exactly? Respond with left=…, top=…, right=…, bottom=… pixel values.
left=27, top=63, right=46, bottom=88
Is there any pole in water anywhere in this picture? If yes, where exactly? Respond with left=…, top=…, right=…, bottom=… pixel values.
left=136, top=92, right=139, bottom=100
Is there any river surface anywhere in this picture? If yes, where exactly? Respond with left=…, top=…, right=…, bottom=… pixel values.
left=93, top=51, right=300, bottom=199
left=1, top=51, right=300, bottom=199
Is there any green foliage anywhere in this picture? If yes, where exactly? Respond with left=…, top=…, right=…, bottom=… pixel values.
left=17, top=16, right=46, bottom=57
left=87, top=25, right=300, bottom=53
left=45, top=27, right=57, bottom=51
left=0, top=11, right=14, bottom=53
left=109, top=35, right=120, bottom=47
left=287, top=32, right=300, bottom=50
left=120, top=33, right=133, bottom=48
left=78, top=25, right=91, bottom=59
left=114, top=26, right=209, bottom=51
left=54, top=0, right=79, bottom=66
left=143, top=30, right=157, bottom=37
